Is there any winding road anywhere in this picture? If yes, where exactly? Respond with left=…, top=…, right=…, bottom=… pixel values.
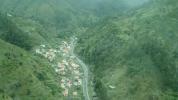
left=70, top=37, right=90, bottom=100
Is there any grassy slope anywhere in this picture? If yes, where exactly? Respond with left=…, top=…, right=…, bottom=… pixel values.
left=76, top=1, right=178, bottom=100
left=0, top=13, right=65, bottom=99
left=0, top=39, right=63, bottom=100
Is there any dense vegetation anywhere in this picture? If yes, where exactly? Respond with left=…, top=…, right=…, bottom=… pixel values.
left=0, top=0, right=178, bottom=100
left=76, top=0, right=178, bottom=100
left=0, top=39, right=62, bottom=100
left=0, top=14, right=36, bottom=50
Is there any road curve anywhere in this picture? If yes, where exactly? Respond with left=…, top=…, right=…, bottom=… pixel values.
left=71, top=37, right=90, bottom=100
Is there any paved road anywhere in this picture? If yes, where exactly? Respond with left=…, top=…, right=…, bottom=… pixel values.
left=70, top=38, right=90, bottom=100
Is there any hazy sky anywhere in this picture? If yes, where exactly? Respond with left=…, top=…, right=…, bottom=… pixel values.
left=123, top=0, right=149, bottom=7
left=78, top=0, right=150, bottom=8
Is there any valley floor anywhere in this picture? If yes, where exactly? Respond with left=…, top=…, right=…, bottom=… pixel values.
left=35, top=37, right=91, bottom=100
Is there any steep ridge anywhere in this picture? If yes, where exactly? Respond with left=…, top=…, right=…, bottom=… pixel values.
left=0, top=39, right=63, bottom=100
left=76, top=1, right=178, bottom=100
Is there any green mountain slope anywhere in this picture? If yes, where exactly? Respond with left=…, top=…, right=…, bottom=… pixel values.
left=0, top=13, right=63, bottom=100
left=0, top=39, right=62, bottom=100
left=76, top=1, right=178, bottom=100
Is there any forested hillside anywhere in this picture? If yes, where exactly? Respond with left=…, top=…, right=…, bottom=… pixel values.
left=76, top=0, right=178, bottom=100
left=0, top=0, right=178, bottom=100
left=0, top=11, right=64, bottom=100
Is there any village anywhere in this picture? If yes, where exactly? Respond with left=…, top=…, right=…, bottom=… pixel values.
left=35, top=39, right=83, bottom=99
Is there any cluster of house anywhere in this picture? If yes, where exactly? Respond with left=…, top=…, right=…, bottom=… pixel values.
left=56, top=41, right=82, bottom=97
left=35, top=45, right=59, bottom=62
left=60, top=41, right=71, bottom=56
left=35, top=40, right=82, bottom=97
